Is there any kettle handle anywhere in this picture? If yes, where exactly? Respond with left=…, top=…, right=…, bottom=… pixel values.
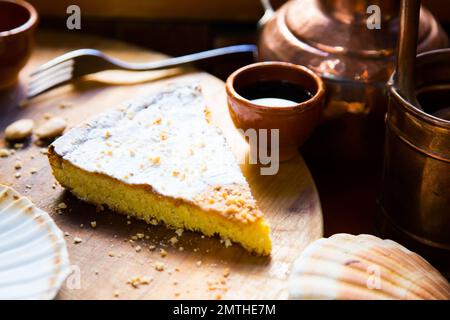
left=258, top=0, right=275, bottom=28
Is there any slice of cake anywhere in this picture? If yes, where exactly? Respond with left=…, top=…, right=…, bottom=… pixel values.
left=48, top=84, right=271, bottom=255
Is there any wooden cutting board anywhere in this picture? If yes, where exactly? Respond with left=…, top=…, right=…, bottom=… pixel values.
left=0, top=31, right=323, bottom=300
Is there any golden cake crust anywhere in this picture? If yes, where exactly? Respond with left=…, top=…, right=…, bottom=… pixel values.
left=48, top=146, right=263, bottom=225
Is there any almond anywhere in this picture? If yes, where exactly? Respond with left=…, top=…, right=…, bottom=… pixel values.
left=36, top=117, right=67, bottom=139
left=4, top=119, right=34, bottom=140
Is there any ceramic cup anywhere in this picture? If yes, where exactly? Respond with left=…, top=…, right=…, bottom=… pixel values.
left=0, top=0, right=38, bottom=89
left=226, top=61, right=325, bottom=161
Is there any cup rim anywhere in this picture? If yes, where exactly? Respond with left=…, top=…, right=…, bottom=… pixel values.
left=0, top=0, right=38, bottom=37
left=226, top=61, right=325, bottom=114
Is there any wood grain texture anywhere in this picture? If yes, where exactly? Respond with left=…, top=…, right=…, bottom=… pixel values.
left=0, top=31, right=323, bottom=299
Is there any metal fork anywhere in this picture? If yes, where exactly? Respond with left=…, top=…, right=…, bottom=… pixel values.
left=27, top=44, right=257, bottom=99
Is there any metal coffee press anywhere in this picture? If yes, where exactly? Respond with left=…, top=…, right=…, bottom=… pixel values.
left=377, top=0, right=450, bottom=277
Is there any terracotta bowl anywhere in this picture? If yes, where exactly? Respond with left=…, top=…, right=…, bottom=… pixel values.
left=226, top=62, right=325, bottom=161
left=0, top=0, right=38, bottom=89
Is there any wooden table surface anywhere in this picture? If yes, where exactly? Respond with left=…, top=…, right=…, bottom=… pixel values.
left=0, top=31, right=323, bottom=299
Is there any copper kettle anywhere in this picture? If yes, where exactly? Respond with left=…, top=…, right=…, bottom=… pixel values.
left=258, top=0, right=448, bottom=162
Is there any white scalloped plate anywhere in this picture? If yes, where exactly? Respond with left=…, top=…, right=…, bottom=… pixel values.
left=0, top=184, right=70, bottom=299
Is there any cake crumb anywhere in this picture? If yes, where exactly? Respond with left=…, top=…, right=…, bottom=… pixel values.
left=135, top=245, right=142, bottom=252
left=178, top=246, right=184, bottom=252
left=43, top=113, right=53, bottom=120
left=168, top=236, right=178, bottom=246
left=149, top=156, right=161, bottom=166
left=140, top=276, right=153, bottom=285
left=18, top=99, right=29, bottom=108
left=58, top=102, right=72, bottom=109
left=90, top=221, right=97, bottom=228
left=104, top=130, right=112, bottom=139
left=73, top=237, right=82, bottom=244
left=127, top=275, right=153, bottom=288
left=223, top=268, right=230, bottom=278
left=175, top=229, right=184, bottom=237
left=224, top=239, right=232, bottom=248
left=149, top=245, right=156, bottom=251
left=196, top=260, right=202, bottom=267
left=136, top=233, right=145, bottom=239
left=159, top=248, right=167, bottom=257
left=154, top=262, right=165, bottom=271
left=14, top=161, right=22, bottom=170
left=108, top=251, right=115, bottom=257
left=113, top=290, right=120, bottom=298
left=30, top=168, right=38, bottom=174
left=14, top=172, right=21, bottom=179
left=57, top=202, right=67, bottom=209
left=0, top=149, right=10, bottom=157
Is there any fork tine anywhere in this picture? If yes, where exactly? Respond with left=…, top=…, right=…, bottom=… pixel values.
left=29, top=50, right=83, bottom=77
left=27, top=73, right=73, bottom=99
left=28, top=65, right=73, bottom=90
left=29, top=60, right=74, bottom=83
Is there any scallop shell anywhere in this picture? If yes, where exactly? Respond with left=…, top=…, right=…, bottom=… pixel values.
left=289, top=234, right=450, bottom=300
left=0, top=184, right=70, bottom=299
